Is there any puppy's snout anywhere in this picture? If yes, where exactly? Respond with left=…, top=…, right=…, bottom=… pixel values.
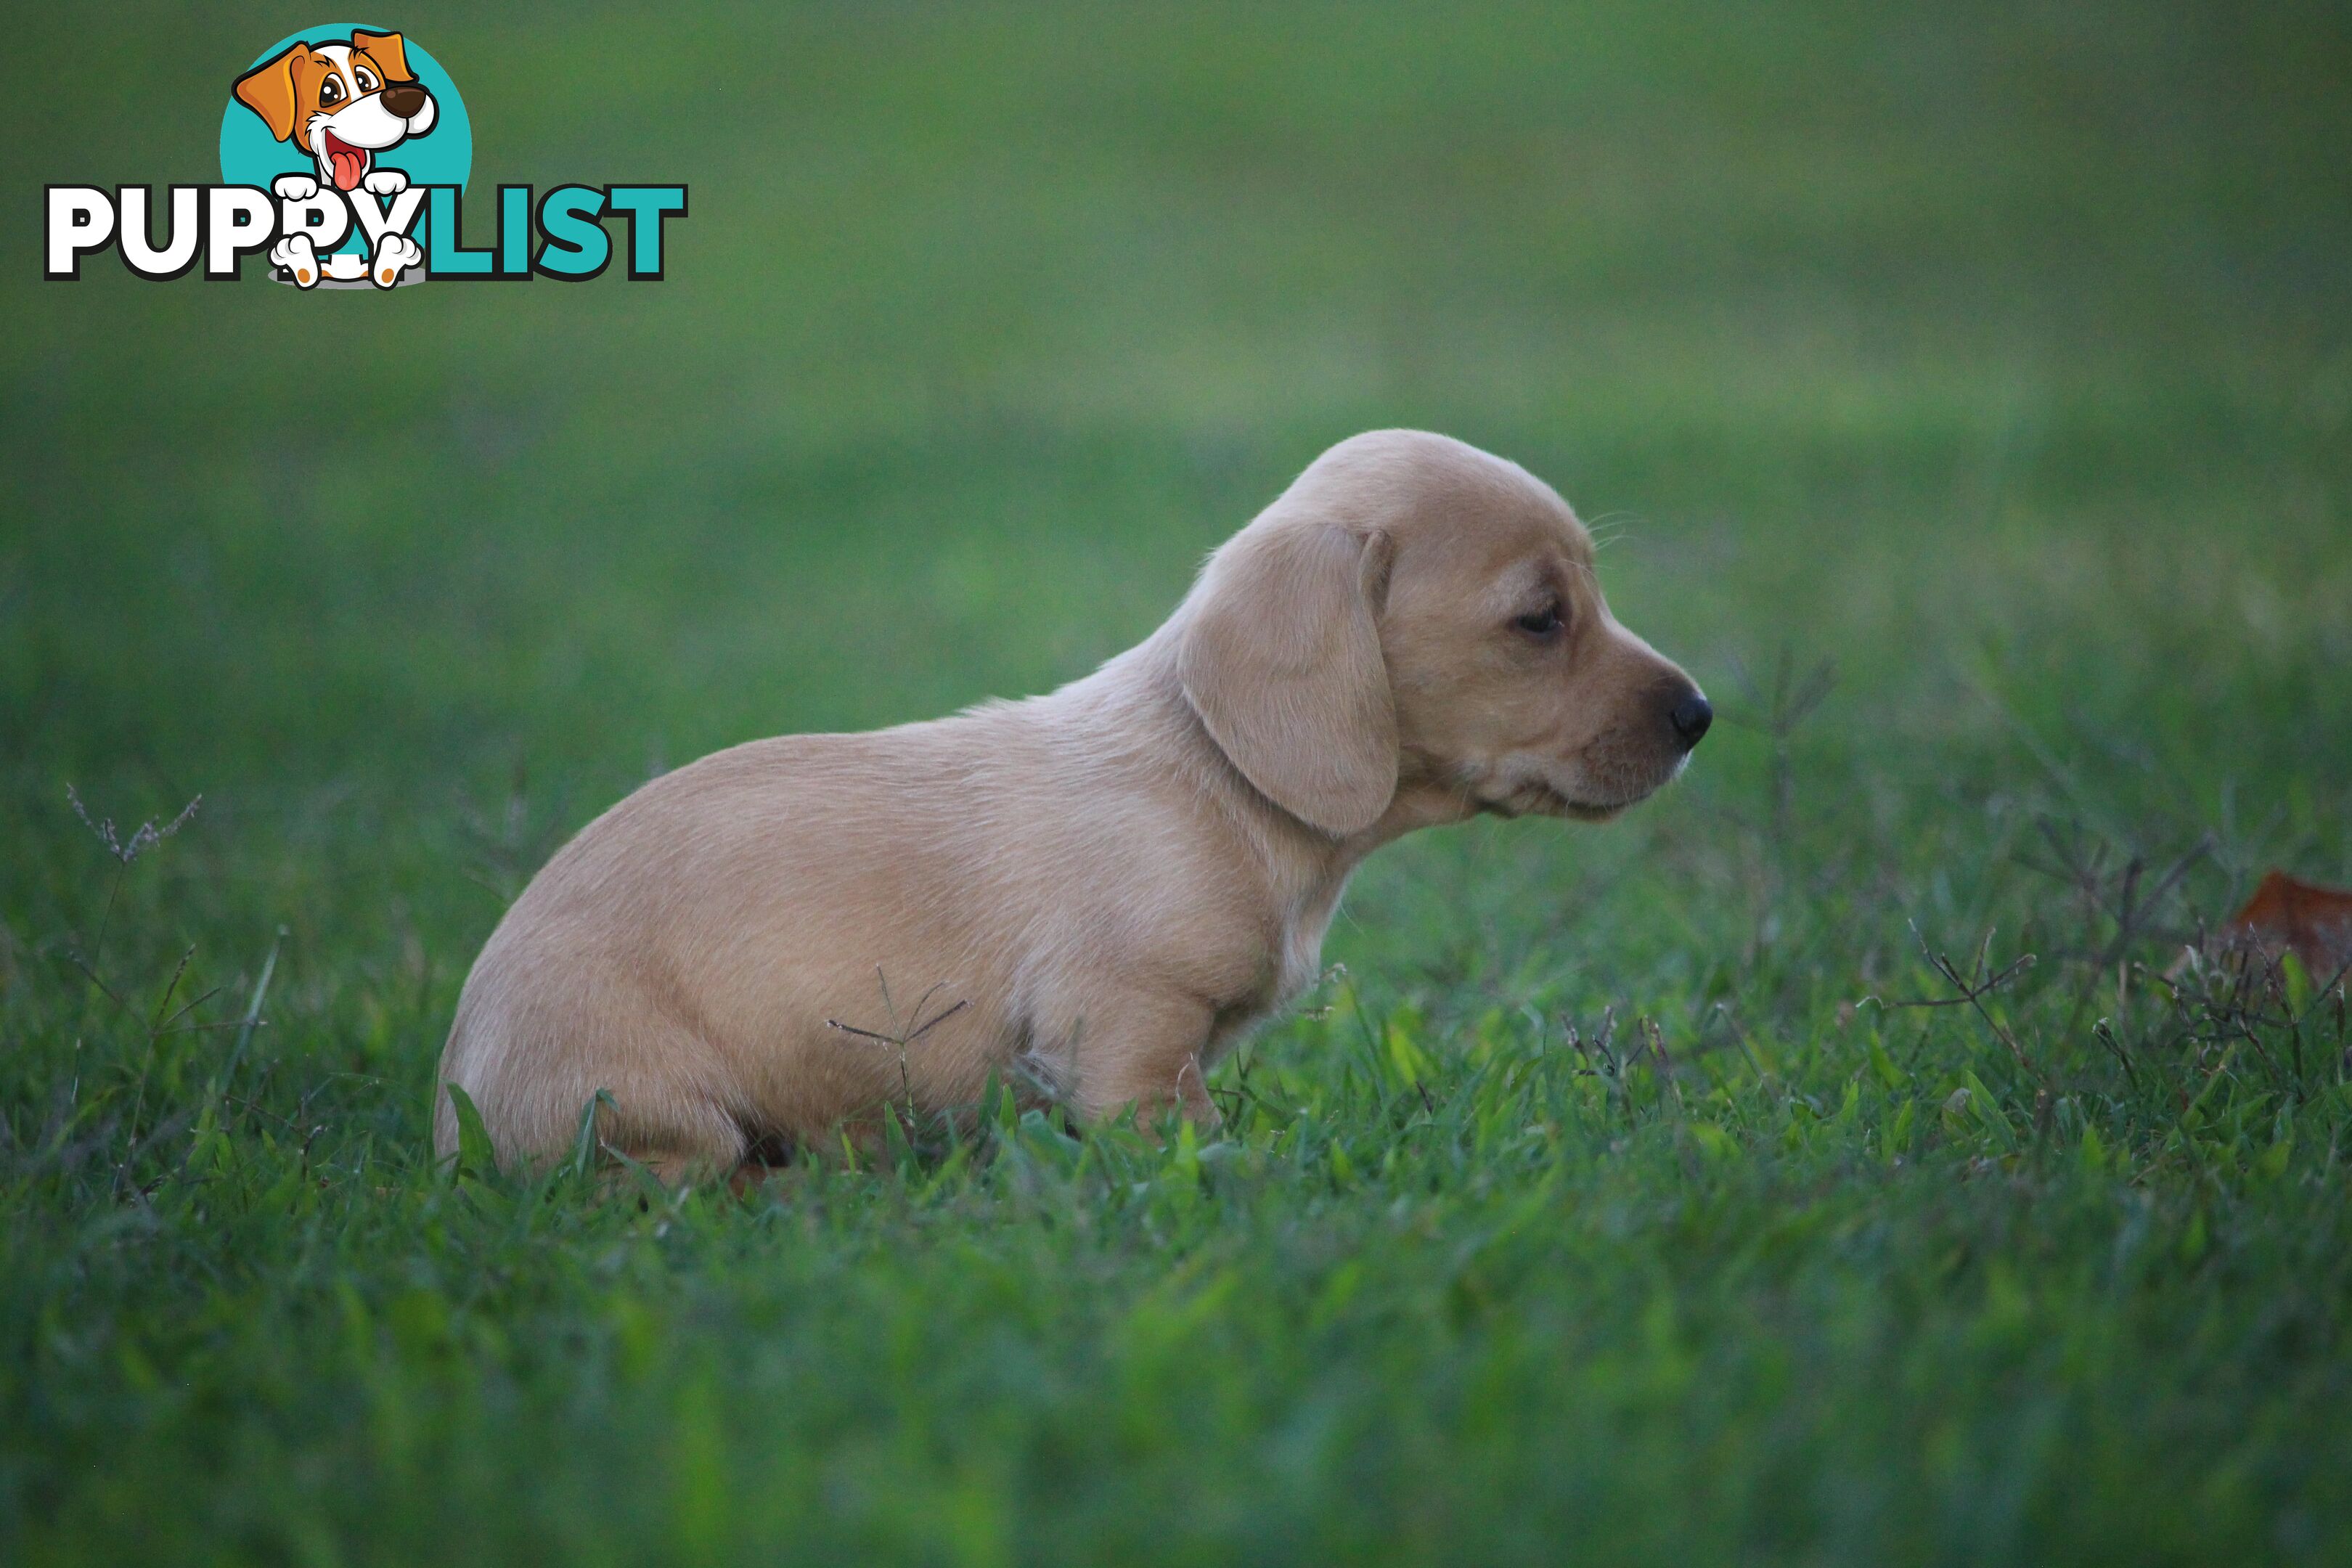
left=380, top=82, right=429, bottom=118
left=1667, top=690, right=1712, bottom=751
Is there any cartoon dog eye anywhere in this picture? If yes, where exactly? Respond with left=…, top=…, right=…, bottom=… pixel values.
left=353, top=65, right=380, bottom=92
left=319, top=75, right=345, bottom=107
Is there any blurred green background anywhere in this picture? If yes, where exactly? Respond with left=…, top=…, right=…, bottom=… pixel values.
left=4, top=2, right=2351, bottom=1563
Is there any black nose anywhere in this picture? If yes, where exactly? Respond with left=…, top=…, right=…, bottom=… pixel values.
left=380, top=82, right=428, bottom=118
left=1669, top=692, right=1712, bottom=749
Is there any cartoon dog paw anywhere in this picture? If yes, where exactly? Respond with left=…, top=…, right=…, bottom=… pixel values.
left=369, top=232, right=425, bottom=288
left=270, top=233, right=322, bottom=288
left=362, top=169, right=410, bottom=197
left=272, top=173, right=320, bottom=202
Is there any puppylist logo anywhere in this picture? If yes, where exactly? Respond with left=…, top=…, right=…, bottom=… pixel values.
left=45, top=23, right=687, bottom=288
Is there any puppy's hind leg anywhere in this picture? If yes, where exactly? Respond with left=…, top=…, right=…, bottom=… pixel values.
left=494, top=1034, right=751, bottom=1191
left=597, top=1090, right=751, bottom=1191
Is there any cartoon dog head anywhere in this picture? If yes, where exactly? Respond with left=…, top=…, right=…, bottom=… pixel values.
left=234, top=31, right=437, bottom=192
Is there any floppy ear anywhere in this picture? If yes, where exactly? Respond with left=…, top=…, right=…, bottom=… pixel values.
left=1177, top=520, right=1398, bottom=836
left=233, top=44, right=306, bottom=144
left=351, top=30, right=412, bottom=82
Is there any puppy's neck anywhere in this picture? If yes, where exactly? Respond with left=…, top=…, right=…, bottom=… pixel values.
left=1061, top=634, right=1420, bottom=899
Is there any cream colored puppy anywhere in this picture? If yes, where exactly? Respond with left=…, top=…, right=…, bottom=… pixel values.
left=435, top=430, right=1710, bottom=1179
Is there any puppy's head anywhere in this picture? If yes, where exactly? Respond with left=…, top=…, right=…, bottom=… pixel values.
left=233, top=31, right=436, bottom=191
left=1177, top=430, right=1709, bottom=836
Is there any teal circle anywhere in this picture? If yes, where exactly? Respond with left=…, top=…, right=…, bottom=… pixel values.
left=219, top=23, right=470, bottom=256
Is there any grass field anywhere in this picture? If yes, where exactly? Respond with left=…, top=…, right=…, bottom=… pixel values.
left=6, top=1, right=2352, bottom=1561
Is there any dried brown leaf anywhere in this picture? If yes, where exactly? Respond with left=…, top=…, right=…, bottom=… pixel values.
left=2227, top=870, right=2352, bottom=971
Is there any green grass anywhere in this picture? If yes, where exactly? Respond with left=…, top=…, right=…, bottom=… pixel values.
left=6, top=1, right=2352, bottom=1561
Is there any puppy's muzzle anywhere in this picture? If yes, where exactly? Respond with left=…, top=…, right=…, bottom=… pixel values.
left=380, top=83, right=430, bottom=118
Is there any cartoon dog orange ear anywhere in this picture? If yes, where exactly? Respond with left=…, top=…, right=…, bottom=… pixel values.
left=350, top=30, right=414, bottom=83
left=234, top=42, right=311, bottom=144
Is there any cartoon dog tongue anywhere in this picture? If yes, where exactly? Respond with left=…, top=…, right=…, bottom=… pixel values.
left=323, top=133, right=367, bottom=192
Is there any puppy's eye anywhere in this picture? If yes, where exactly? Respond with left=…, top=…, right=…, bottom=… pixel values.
left=354, top=66, right=379, bottom=91
left=319, top=76, right=344, bottom=105
left=1513, top=602, right=1565, bottom=640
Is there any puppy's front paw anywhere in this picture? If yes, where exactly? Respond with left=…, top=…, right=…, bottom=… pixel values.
left=369, top=232, right=424, bottom=288
left=269, top=233, right=322, bottom=288
left=361, top=169, right=409, bottom=197
left=272, top=173, right=320, bottom=202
